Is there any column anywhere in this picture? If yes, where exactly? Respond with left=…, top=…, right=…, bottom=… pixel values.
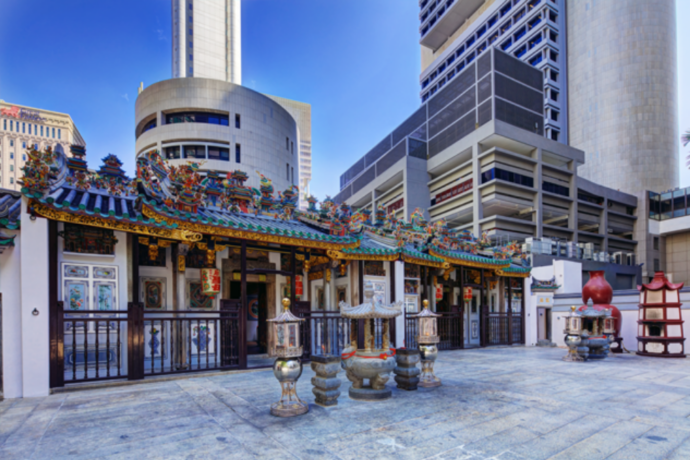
left=471, top=142, right=483, bottom=237
left=20, top=198, right=50, bottom=397
left=569, top=160, right=579, bottom=244
left=534, top=147, right=543, bottom=238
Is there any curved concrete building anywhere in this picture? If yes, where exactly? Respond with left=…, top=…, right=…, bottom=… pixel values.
left=135, top=78, right=299, bottom=192
left=567, top=0, right=678, bottom=194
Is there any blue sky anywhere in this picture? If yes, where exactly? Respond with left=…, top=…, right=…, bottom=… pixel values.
left=0, top=0, right=688, bottom=198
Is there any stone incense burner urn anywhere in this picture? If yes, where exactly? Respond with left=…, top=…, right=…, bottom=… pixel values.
left=339, top=283, right=402, bottom=401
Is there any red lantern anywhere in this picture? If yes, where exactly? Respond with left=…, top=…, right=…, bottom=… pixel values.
left=435, top=284, right=443, bottom=301
left=463, top=287, right=473, bottom=301
left=295, top=275, right=303, bottom=297
left=201, top=268, right=221, bottom=298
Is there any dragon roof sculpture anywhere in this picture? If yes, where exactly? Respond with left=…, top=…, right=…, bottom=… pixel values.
left=18, top=145, right=530, bottom=274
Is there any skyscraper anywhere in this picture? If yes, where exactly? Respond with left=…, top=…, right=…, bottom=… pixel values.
left=417, top=0, right=678, bottom=196
left=567, top=0, right=678, bottom=195
left=168, top=0, right=313, bottom=206
left=172, top=0, right=242, bottom=84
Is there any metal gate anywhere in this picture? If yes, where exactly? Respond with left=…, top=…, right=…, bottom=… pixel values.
left=52, top=299, right=244, bottom=387
left=404, top=306, right=464, bottom=350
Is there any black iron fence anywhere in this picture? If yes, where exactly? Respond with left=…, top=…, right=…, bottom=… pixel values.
left=404, top=307, right=463, bottom=350
left=55, top=300, right=243, bottom=387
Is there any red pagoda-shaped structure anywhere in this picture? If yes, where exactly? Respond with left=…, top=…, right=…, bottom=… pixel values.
left=637, top=272, right=686, bottom=358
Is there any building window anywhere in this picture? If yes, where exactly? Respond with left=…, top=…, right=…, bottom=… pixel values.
left=286, top=163, right=289, bottom=180
left=9, top=121, right=12, bottom=131
left=34, top=144, right=38, bottom=149
left=189, top=54, right=193, bottom=61
left=9, top=140, right=13, bottom=147
left=550, top=110, right=559, bottom=122
left=40, top=126, right=44, bottom=136
left=291, top=166, right=294, bottom=185
left=28, top=124, right=31, bottom=135
left=550, top=130, right=559, bottom=141
left=166, top=111, right=229, bottom=125
left=58, top=129, right=61, bottom=139
left=22, top=154, right=26, bottom=161
left=550, top=89, right=559, bottom=102
left=189, top=28, right=193, bottom=36
left=235, top=114, right=240, bottom=129
left=291, top=141, right=294, bottom=155
left=164, top=146, right=181, bottom=159
left=52, top=127, right=55, bottom=138
left=189, top=41, right=193, bottom=48
left=10, top=165, right=13, bottom=172
left=286, top=137, right=289, bottom=150
left=142, top=119, right=157, bottom=133
left=60, top=224, right=117, bottom=255
left=653, top=237, right=659, bottom=251
left=10, top=178, right=13, bottom=184
left=207, top=146, right=229, bottom=161
left=22, top=142, right=26, bottom=149
left=188, top=3, right=192, bottom=10
left=22, top=122, right=25, bottom=133
left=183, top=145, right=206, bottom=159
left=235, top=143, right=241, bottom=163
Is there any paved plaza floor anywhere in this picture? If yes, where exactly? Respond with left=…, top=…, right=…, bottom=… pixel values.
left=4, top=347, right=690, bottom=459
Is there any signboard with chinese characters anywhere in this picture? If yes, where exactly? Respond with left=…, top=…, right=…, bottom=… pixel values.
left=434, top=178, right=473, bottom=205
left=387, top=198, right=404, bottom=215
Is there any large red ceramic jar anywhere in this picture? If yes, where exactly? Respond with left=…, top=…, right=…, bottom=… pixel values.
left=578, top=271, right=622, bottom=337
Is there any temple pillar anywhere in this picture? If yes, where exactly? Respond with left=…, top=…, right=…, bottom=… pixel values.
left=20, top=198, right=50, bottom=397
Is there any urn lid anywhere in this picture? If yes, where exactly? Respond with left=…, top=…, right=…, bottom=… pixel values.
left=409, top=299, right=441, bottom=318
left=267, top=298, right=304, bottom=323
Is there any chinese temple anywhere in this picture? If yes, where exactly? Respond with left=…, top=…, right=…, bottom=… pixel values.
left=1, top=144, right=530, bottom=398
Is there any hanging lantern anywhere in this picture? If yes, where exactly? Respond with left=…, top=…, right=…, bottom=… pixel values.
left=435, top=284, right=443, bottom=301
left=201, top=268, right=221, bottom=298
left=463, top=287, right=473, bottom=301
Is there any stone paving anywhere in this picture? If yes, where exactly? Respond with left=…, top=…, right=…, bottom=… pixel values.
left=4, top=347, right=690, bottom=459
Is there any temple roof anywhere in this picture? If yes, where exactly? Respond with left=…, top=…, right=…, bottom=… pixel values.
left=0, top=189, right=21, bottom=230
left=639, top=271, right=684, bottom=292
left=17, top=144, right=531, bottom=272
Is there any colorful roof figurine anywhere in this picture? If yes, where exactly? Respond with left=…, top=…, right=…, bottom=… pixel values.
left=531, top=276, right=561, bottom=291
left=17, top=144, right=531, bottom=272
left=0, top=188, right=20, bottom=251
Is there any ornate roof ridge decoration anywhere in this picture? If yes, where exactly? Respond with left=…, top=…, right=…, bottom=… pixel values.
left=141, top=203, right=360, bottom=250
left=0, top=189, right=21, bottom=230
left=639, top=271, right=684, bottom=292
left=17, top=145, right=528, bottom=273
left=531, top=276, right=561, bottom=290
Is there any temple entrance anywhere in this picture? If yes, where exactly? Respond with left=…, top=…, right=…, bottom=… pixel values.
left=537, top=307, right=551, bottom=342
left=230, top=282, right=271, bottom=368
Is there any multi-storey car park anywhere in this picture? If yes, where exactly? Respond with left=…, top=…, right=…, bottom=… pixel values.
left=419, top=0, right=567, bottom=144
left=334, top=48, right=639, bottom=288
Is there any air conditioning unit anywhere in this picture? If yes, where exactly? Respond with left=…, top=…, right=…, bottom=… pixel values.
left=566, top=242, right=578, bottom=258
left=613, top=252, right=624, bottom=264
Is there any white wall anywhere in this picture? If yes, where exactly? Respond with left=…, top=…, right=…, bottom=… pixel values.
left=1, top=229, right=22, bottom=398
left=19, top=198, right=49, bottom=397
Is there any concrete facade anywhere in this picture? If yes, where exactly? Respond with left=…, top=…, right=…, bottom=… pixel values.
left=419, top=0, right=568, bottom=144
left=172, top=0, right=241, bottom=84
left=567, top=0, right=678, bottom=195
left=0, top=101, right=85, bottom=191
left=264, top=94, right=312, bottom=207
left=135, top=78, right=299, bottom=192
